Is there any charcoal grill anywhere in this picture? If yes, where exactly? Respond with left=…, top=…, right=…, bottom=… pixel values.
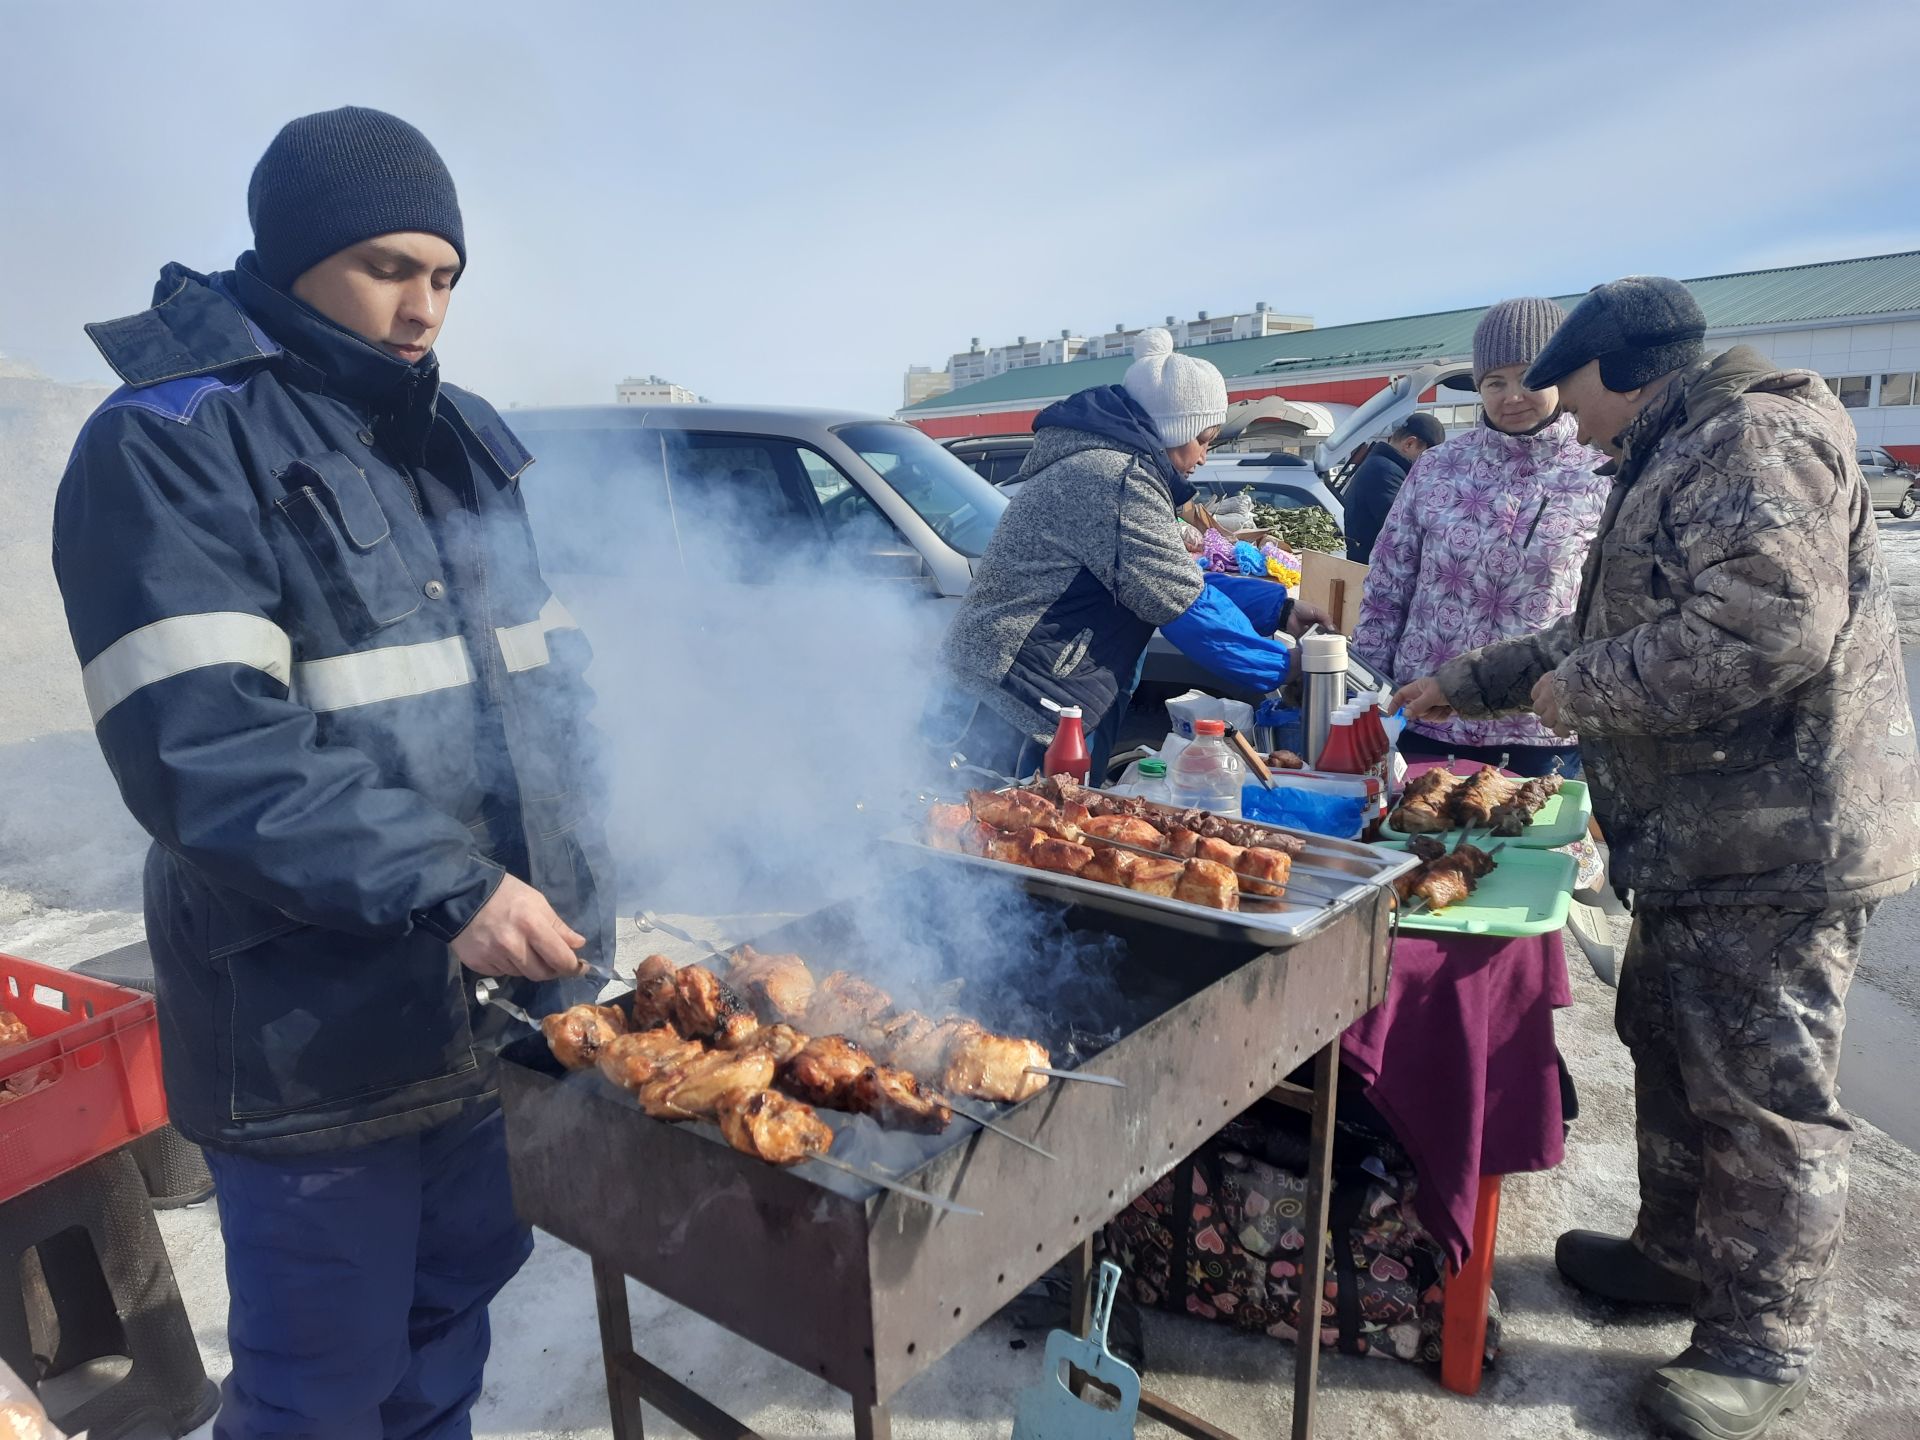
left=500, top=869, right=1395, bottom=1440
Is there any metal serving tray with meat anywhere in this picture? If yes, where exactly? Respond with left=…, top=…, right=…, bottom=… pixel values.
left=886, top=788, right=1417, bottom=946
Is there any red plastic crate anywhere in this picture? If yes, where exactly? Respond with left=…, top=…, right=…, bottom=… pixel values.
left=0, top=951, right=168, bottom=1202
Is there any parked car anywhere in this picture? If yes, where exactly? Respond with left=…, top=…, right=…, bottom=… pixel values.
left=511, top=404, right=1006, bottom=623
left=943, top=433, right=1034, bottom=489
left=1858, top=446, right=1919, bottom=518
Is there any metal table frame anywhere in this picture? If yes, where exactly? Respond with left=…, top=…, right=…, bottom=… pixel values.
left=585, top=1048, right=1340, bottom=1440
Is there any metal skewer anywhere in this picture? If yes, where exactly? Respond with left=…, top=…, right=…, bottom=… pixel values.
left=942, top=1099, right=1058, bottom=1159
left=1024, top=1065, right=1126, bottom=1089
left=808, top=1151, right=983, bottom=1216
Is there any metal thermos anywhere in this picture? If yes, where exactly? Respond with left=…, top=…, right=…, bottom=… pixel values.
left=1302, top=633, right=1349, bottom=768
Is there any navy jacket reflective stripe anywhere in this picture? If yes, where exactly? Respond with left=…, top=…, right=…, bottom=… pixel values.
left=53, top=260, right=613, bottom=1154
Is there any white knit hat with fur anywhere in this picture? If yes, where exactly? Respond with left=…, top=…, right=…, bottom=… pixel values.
left=1122, top=327, right=1228, bottom=448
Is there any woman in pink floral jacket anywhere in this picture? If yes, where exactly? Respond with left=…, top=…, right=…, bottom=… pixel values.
left=1352, top=298, right=1610, bottom=776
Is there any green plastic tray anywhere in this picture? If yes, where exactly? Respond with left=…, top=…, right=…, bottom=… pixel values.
left=1380, top=774, right=1592, bottom=848
left=1374, top=842, right=1577, bottom=938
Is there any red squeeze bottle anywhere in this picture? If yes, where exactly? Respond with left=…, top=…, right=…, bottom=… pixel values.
left=1317, top=709, right=1369, bottom=775
left=1041, top=699, right=1091, bottom=783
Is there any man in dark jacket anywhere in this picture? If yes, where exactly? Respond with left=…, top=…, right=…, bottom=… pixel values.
left=936, top=328, right=1324, bottom=780
left=1341, top=411, right=1445, bottom=562
left=53, top=107, right=613, bottom=1438
left=1395, top=278, right=1920, bottom=1440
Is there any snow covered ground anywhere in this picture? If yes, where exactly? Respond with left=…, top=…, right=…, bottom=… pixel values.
left=4, top=370, right=1919, bottom=1438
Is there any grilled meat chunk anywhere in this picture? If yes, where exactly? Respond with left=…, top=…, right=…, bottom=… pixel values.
left=1122, top=855, right=1186, bottom=896
left=886, top=1017, right=977, bottom=1079
left=0, top=1010, right=29, bottom=1050
left=1080, top=815, right=1168, bottom=849
left=1195, top=836, right=1246, bottom=870
left=1389, top=769, right=1468, bottom=834
left=1488, top=776, right=1563, bottom=835
left=1452, top=766, right=1516, bottom=828
left=1025, top=833, right=1094, bottom=875
left=1267, top=749, right=1306, bottom=770
left=670, top=966, right=760, bottom=1049
left=630, top=954, right=680, bottom=1029
left=805, top=972, right=894, bottom=1038
left=944, top=1031, right=1050, bottom=1105
left=966, top=788, right=1060, bottom=831
left=541, top=1003, right=629, bottom=1071
left=873, top=1010, right=936, bottom=1065
left=850, top=1064, right=953, bottom=1132
left=728, top=946, right=817, bottom=1024
left=637, top=1048, right=776, bottom=1121
left=714, top=1087, right=833, bottom=1166
left=925, top=802, right=974, bottom=851
left=1164, top=826, right=1201, bottom=858
left=1237, top=846, right=1293, bottom=898
left=1175, top=858, right=1240, bottom=911
left=596, top=1028, right=703, bottom=1091
left=780, top=1034, right=872, bottom=1105
left=1078, top=847, right=1139, bottom=888
left=734, top=1022, right=807, bottom=1064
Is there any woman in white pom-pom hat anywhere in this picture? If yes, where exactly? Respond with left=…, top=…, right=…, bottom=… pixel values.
left=931, top=327, right=1329, bottom=781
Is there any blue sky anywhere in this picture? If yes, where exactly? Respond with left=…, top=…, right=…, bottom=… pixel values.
left=4, top=0, right=1919, bottom=414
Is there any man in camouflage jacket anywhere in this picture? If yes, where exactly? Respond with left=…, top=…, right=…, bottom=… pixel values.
left=1395, top=277, right=1920, bottom=1440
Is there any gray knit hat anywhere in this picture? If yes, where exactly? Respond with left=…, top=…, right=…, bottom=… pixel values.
left=1472, top=297, right=1567, bottom=387
left=1123, top=328, right=1229, bottom=448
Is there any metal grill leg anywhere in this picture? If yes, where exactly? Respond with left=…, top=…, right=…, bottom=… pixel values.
left=853, top=1401, right=892, bottom=1440
left=1291, top=1040, right=1340, bottom=1440
left=592, top=1257, right=646, bottom=1440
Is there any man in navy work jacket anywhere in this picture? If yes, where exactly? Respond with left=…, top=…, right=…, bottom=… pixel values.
left=52, top=107, right=613, bottom=1438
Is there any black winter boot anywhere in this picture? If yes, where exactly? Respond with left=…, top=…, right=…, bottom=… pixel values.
left=1555, top=1230, right=1696, bottom=1306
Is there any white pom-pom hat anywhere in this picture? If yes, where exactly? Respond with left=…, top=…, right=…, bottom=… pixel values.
left=1121, top=327, right=1229, bottom=449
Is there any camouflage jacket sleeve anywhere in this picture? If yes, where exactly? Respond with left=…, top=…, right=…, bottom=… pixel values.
left=1432, top=615, right=1580, bottom=718
left=1554, top=424, right=1852, bottom=738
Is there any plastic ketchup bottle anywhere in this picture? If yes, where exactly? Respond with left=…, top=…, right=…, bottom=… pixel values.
left=1040, top=698, right=1091, bottom=783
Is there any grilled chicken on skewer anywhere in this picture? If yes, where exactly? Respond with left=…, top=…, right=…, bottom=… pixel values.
left=713, top=1086, right=833, bottom=1166
left=727, top=945, right=816, bottom=1024
left=636, top=1047, right=777, bottom=1122
left=595, top=1027, right=705, bottom=1091
left=670, top=965, right=760, bottom=1049
left=1390, top=768, right=1469, bottom=833
left=803, top=972, right=895, bottom=1039
left=1488, top=775, right=1564, bottom=835
left=630, top=954, right=681, bottom=1029
left=541, top=1004, right=629, bottom=1071
left=1451, top=766, right=1518, bottom=829
left=943, top=1028, right=1050, bottom=1104
left=780, top=1035, right=953, bottom=1132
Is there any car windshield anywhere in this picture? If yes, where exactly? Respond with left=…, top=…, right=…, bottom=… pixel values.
left=835, top=422, right=1007, bottom=558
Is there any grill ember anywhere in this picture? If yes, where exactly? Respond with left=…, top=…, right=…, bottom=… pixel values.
left=925, top=779, right=1305, bottom=912
left=539, top=946, right=1055, bottom=1167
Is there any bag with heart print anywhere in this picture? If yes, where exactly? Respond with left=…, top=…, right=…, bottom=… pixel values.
left=1101, top=1103, right=1500, bottom=1367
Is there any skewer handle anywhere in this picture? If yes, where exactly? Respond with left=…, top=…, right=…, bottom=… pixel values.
left=474, top=978, right=537, bottom=1030
left=810, top=1152, right=983, bottom=1216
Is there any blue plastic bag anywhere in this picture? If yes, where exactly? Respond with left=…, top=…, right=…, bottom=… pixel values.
left=1240, top=784, right=1366, bottom=839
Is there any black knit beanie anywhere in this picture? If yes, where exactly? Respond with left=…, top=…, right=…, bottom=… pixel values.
left=1524, top=276, right=1706, bottom=393
left=247, top=106, right=465, bottom=291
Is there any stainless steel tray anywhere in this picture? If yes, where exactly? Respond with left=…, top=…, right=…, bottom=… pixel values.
left=886, top=798, right=1417, bottom=947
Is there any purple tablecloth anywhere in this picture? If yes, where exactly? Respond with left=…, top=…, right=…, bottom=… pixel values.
left=1339, top=928, right=1572, bottom=1267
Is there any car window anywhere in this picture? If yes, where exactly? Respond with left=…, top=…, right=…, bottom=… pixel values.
left=794, top=447, right=909, bottom=549
left=834, top=421, right=1007, bottom=558
left=513, top=424, right=680, bottom=578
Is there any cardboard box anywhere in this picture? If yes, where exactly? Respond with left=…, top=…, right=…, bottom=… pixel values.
left=1299, top=550, right=1370, bottom=633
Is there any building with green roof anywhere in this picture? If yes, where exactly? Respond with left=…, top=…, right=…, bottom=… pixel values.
left=901, top=250, right=1920, bottom=463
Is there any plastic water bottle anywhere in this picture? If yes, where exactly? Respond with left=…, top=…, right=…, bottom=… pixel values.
left=1169, top=719, right=1244, bottom=817
left=1134, top=757, right=1172, bottom=805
